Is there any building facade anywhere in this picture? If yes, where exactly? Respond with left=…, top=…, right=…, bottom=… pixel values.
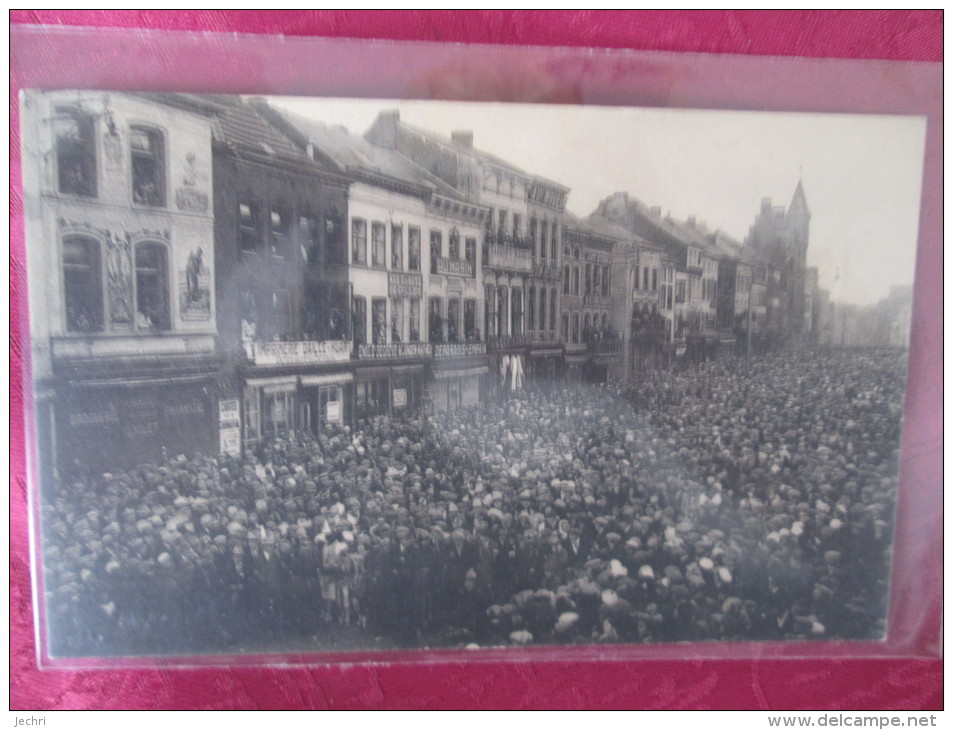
left=364, top=112, right=567, bottom=385
left=22, top=91, right=220, bottom=478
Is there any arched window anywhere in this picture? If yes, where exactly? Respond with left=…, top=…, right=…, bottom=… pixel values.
left=135, top=242, right=170, bottom=331
left=563, top=265, right=570, bottom=295
left=62, top=236, right=103, bottom=332
left=130, top=126, right=166, bottom=207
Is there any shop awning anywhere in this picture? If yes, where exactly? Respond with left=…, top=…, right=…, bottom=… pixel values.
left=300, top=372, right=354, bottom=387
left=246, top=375, right=298, bottom=393
left=433, top=365, right=490, bottom=380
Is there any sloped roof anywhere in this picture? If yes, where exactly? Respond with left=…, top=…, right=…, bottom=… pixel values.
left=389, top=115, right=571, bottom=194
left=583, top=212, right=659, bottom=250
left=204, top=95, right=309, bottom=162
left=276, top=108, right=471, bottom=202
left=788, top=178, right=810, bottom=218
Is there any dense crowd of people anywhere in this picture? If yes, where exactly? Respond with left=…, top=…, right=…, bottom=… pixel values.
left=42, top=350, right=906, bottom=656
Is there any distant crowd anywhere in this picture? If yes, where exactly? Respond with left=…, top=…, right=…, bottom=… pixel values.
left=42, top=351, right=905, bottom=655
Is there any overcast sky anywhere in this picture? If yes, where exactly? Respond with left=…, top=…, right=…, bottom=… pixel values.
left=269, top=96, right=926, bottom=307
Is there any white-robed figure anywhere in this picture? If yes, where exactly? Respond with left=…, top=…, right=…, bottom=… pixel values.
left=500, top=354, right=511, bottom=385
left=510, top=354, right=524, bottom=391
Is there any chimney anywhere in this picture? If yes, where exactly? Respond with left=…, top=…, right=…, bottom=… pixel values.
left=452, top=130, right=473, bottom=148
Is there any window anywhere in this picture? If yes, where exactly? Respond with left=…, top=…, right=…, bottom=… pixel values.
left=135, top=243, right=170, bottom=331
left=390, top=298, right=404, bottom=342
left=372, top=298, right=387, bottom=344
left=572, top=313, right=580, bottom=344
left=496, top=287, right=507, bottom=337
left=391, top=224, right=403, bottom=270
left=243, top=388, right=261, bottom=445
left=352, top=218, right=367, bottom=265
left=530, top=217, right=538, bottom=252
left=326, top=211, right=346, bottom=266
left=447, top=298, right=460, bottom=343
left=352, top=296, right=366, bottom=346
left=449, top=229, right=460, bottom=260
left=550, top=224, right=558, bottom=261
left=130, top=126, right=165, bottom=207
left=511, top=287, right=523, bottom=336
left=528, top=286, right=536, bottom=332
left=643, top=266, right=650, bottom=291
left=465, top=237, right=476, bottom=273
left=299, top=215, right=320, bottom=266
left=464, top=299, right=477, bottom=341
left=239, top=201, right=260, bottom=254
left=540, top=221, right=549, bottom=259
left=62, top=236, right=103, bottom=332
left=585, top=264, right=592, bottom=296
left=54, top=106, right=96, bottom=197
left=512, top=214, right=521, bottom=240
left=562, top=313, right=569, bottom=342
left=539, top=288, right=547, bottom=332
left=603, top=266, right=610, bottom=297
left=563, top=266, right=570, bottom=295
left=429, top=298, right=443, bottom=342
left=270, top=208, right=290, bottom=259
left=408, top=227, right=421, bottom=271
left=409, top=298, right=420, bottom=342
left=675, top=280, right=687, bottom=304
left=498, top=210, right=507, bottom=242
left=549, top=288, right=557, bottom=334
left=572, top=266, right=580, bottom=296
left=484, top=286, right=495, bottom=338
left=430, top=230, right=442, bottom=274
left=372, top=222, right=386, bottom=268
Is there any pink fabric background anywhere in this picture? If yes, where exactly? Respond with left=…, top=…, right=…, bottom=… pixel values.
left=9, top=10, right=942, bottom=710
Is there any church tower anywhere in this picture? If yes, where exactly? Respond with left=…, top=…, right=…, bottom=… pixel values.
left=785, top=178, right=810, bottom=268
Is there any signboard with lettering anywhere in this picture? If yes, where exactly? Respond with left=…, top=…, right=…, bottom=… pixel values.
left=326, top=400, right=342, bottom=424
left=218, top=398, right=241, bottom=457
left=388, top=272, right=423, bottom=298
left=436, top=258, right=473, bottom=277
left=249, top=340, right=351, bottom=366
left=393, top=388, right=407, bottom=408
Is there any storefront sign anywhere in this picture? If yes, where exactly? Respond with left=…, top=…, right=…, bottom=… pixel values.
left=434, top=342, right=487, bottom=358
left=388, top=272, right=423, bottom=298
left=326, top=400, right=342, bottom=424
left=218, top=398, right=241, bottom=457
left=358, top=343, right=432, bottom=360
left=435, top=258, right=473, bottom=277
left=248, top=340, right=351, bottom=366
left=393, top=388, right=407, bottom=408
left=176, top=187, right=209, bottom=213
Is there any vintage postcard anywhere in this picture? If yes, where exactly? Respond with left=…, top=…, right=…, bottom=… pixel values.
left=20, top=88, right=928, bottom=659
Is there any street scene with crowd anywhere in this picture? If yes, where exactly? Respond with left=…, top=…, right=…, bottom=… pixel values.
left=42, top=349, right=906, bottom=656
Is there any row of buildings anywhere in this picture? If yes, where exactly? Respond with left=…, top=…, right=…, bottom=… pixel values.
left=22, top=91, right=869, bottom=478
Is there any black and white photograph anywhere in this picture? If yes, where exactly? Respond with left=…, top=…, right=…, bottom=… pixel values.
left=21, top=90, right=925, bottom=659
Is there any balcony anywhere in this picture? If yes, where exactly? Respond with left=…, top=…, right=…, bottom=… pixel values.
left=485, top=243, right=533, bottom=274
left=246, top=339, right=351, bottom=366
left=587, top=339, right=622, bottom=355
left=584, top=292, right=612, bottom=307
left=434, top=342, right=487, bottom=359
left=434, top=257, right=474, bottom=278
left=532, top=262, right=562, bottom=282
left=487, top=334, right=561, bottom=351
left=358, top=342, right=433, bottom=360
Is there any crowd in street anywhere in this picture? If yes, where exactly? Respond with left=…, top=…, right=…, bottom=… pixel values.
left=42, top=350, right=906, bottom=656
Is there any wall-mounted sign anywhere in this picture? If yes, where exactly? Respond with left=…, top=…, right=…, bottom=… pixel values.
left=393, top=388, right=407, bottom=408
left=326, top=400, right=342, bottom=424
left=218, top=398, right=241, bottom=457
left=388, top=272, right=423, bottom=298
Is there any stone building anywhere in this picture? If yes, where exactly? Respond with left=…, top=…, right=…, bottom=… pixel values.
left=364, top=111, right=567, bottom=384
left=21, top=90, right=220, bottom=478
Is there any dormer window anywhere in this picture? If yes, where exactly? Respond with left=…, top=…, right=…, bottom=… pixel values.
left=54, top=106, right=97, bottom=197
left=130, top=126, right=165, bottom=207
